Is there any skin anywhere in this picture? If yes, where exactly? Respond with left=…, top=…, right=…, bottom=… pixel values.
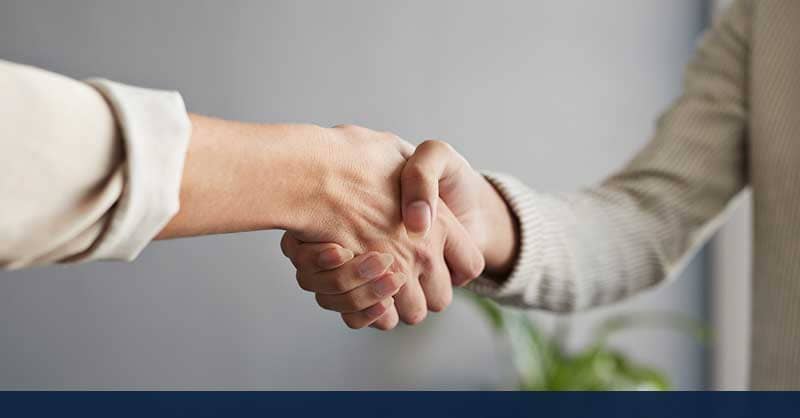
left=282, top=140, right=521, bottom=329
left=157, top=115, right=485, bottom=330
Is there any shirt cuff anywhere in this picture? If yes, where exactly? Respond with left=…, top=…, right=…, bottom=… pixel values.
left=466, top=171, right=552, bottom=308
left=80, top=79, right=191, bottom=262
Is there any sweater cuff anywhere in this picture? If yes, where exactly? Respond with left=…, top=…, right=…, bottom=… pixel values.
left=81, top=79, right=191, bottom=261
left=467, top=172, right=551, bottom=307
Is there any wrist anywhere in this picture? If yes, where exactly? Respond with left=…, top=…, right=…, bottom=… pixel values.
left=479, top=177, right=519, bottom=278
left=251, top=123, right=329, bottom=232
left=158, top=115, right=326, bottom=238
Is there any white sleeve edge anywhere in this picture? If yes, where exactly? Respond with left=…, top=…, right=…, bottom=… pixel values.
left=79, top=79, right=191, bottom=262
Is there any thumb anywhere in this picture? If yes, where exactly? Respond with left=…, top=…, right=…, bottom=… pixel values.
left=401, top=140, right=459, bottom=237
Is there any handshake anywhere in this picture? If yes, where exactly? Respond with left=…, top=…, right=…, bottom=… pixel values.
left=272, top=124, right=519, bottom=330
left=161, top=118, right=519, bottom=330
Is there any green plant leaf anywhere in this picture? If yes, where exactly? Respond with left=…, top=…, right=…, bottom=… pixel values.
left=466, top=293, right=505, bottom=331
left=463, top=293, right=690, bottom=391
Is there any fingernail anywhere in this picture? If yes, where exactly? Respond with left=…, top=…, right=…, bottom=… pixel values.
left=317, top=247, right=353, bottom=268
left=372, top=275, right=397, bottom=297
left=365, top=301, right=387, bottom=317
left=358, top=254, right=394, bottom=279
left=405, top=201, right=431, bottom=237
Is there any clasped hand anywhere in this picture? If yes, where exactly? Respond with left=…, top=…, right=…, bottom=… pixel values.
left=280, top=124, right=516, bottom=330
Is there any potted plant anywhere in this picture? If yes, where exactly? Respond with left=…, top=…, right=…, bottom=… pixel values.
left=469, top=294, right=707, bottom=390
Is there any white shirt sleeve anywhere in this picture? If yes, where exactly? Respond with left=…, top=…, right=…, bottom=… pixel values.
left=0, top=60, right=191, bottom=268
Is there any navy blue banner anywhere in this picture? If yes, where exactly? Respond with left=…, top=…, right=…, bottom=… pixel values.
left=0, top=391, right=797, bottom=417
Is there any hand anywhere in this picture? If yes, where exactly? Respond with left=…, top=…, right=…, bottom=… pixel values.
left=282, top=126, right=485, bottom=329
left=400, top=140, right=518, bottom=278
left=287, top=139, right=518, bottom=284
left=281, top=137, right=519, bottom=331
left=153, top=115, right=489, bottom=329
left=156, top=116, right=484, bottom=330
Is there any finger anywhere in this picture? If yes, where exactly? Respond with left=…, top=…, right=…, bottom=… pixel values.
left=396, top=138, right=415, bottom=159
left=288, top=241, right=355, bottom=273
left=297, top=252, right=394, bottom=294
left=370, top=303, right=400, bottom=330
left=440, top=206, right=486, bottom=287
left=280, top=233, right=300, bottom=259
left=315, top=272, right=407, bottom=313
left=400, top=140, right=460, bottom=237
left=418, top=255, right=453, bottom=313
left=340, top=298, right=395, bottom=330
left=393, top=276, right=428, bottom=325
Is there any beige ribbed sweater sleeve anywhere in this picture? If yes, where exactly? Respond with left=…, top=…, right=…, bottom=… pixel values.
left=469, top=0, right=751, bottom=312
left=0, top=60, right=191, bottom=269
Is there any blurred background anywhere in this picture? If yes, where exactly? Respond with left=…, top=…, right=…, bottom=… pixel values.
left=0, top=0, right=748, bottom=389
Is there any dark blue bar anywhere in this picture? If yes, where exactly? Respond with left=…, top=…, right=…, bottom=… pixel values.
left=0, top=391, right=796, bottom=418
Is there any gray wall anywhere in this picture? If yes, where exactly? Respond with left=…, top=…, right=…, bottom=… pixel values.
left=0, top=1, right=709, bottom=389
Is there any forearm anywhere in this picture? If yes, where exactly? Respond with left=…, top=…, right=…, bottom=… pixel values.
left=470, top=0, right=750, bottom=311
left=475, top=170, right=744, bottom=313
left=157, top=115, right=322, bottom=239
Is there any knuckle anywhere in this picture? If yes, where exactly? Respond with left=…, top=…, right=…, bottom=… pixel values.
left=381, top=131, right=402, bottom=144
left=342, top=315, right=364, bottom=330
left=469, top=257, right=487, bottom=280
left=427, top=293, right=452, bottom=313
left=371, top=276, right=400, bottom=299
left=377, top=323, right=396, bottom=331
left=414, top=246, right=435, bottom=272
left=392, top=273, right=409, bottom=288
left=369, top=285, right=385, bottom=299
left=287, top=256, right=300, bottom=269
left=371, top=321, right=390, bottom=331
left=334, top=124, right=359, bottom=131
left=343, top=293, right=364, bottom=311
left=329, top=276, right=351, bottom=293
left=324, top=251, right=344, bottom=267
left=382, top=314, right=400, bottom=330
left=353, top=125, right=376, bottom=137
left=427, top=303, right=445, bottom=313
left=454, top=261, right=485, bottom=287
left=279, top=233, right=291, bottom=250
left=315, top=293, right=334, bottom=311
left=402, top=164, right=431, bottom=184
left=296, top=274, right=313, bottom=292
left=401, top=307, right=428, bottom=325
left=421, top=139, right=452, bottom=154
left=397, top=138, right=415, bottom=157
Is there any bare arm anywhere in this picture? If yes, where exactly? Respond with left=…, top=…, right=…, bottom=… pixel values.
left=156, top=116, right=324, bottom=238
left=0, top=61, right=482, bottom=330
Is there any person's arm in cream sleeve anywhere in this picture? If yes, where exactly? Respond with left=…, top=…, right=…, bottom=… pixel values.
left=0, top=60, right=485, bottom=330
left=282, top=0, right=751, bottom=312
left=0, top=60, right=190, bottom=268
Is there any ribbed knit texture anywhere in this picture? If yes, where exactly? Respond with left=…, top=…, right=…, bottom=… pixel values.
left=468, top=0, right=800, bottom=389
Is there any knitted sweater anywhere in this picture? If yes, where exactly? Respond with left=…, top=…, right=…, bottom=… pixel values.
left=469, top=0, right=800, bottom=389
